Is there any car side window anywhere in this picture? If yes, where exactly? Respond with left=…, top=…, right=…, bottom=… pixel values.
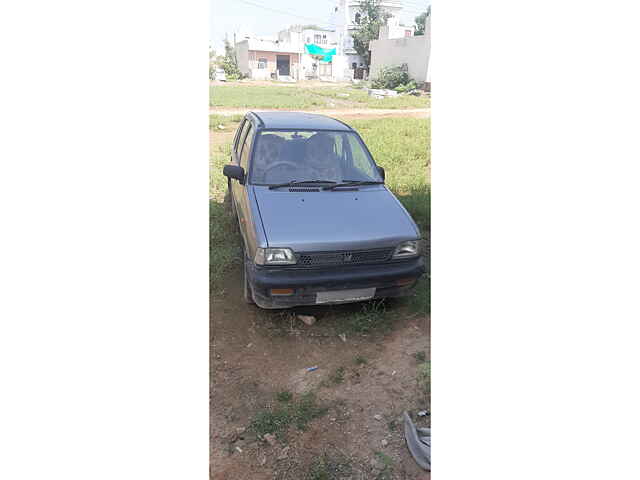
left=239, top=124, right=254, bottom=170
left=232, top=120, right=243, bottom=153
left=234, top=120, right=250, bottom=159
left=346, top=134, right=377, bottom=180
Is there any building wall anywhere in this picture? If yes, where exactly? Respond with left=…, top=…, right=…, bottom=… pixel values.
left=380, top=23, right=414, bottom=40
left=277, top=27, right=336, bottom=51
left=236, top=40, right=250, bottom=76
left=247, top=50, right=300, bottom=80
left=369, top=33, right=430, bottom=83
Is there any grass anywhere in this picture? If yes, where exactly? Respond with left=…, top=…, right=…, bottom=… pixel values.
left=210, top=199, right=240, bottom=293
left=210, top=118, right=242, bottom=294
left=417, top=361, right=430, bottom=397
left=413, top=351, right=426, bottom=363
left=409, top=275, right=430, bottom=315
left=373, top=451, right=394, bottom=479
left=329, top=366, right=345, bottom=385
left=354, top=355, right=368, bottom=366
left=341, top=300, right=390, bottom=335
left=209, top=113, right=243, bottom=129
left=249, top=392, right=328, bottom=440
left=320, top=366, right=346, bottom=388
left=306, top=453, right=353, bottom=480
left=210, top=84, right=429, bottom=110
left=276, top=391, right=293, bottom=402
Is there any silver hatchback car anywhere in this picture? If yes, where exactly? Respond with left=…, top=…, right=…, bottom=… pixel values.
left=223, top=111, right=426, bottom=309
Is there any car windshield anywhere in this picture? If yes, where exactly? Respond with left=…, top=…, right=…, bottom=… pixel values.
left=250, top=130, right=383, bottom=185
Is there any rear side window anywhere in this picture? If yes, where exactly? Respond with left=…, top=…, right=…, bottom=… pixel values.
left=239, top=125, right=254, bottom=170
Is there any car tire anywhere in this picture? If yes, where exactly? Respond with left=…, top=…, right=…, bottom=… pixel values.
left=243, top=249, right=255, bottom=305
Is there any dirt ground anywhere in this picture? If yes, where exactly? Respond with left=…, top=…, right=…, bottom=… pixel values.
left=211, top=267, right=430, bottom=480
left=210, top=107, right=430, bottom=119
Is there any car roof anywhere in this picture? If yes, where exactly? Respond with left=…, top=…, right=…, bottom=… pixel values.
left=249, top=111, right=352, bottom=131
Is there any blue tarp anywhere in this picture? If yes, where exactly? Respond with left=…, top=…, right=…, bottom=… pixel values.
left=304, top=44, right=336, bottom=63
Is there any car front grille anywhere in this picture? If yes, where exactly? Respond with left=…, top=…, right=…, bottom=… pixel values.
left=297, top=248, right=394, bottom=267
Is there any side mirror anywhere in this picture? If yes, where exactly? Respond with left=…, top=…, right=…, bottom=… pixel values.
left=377, top=166, right=386, bottom=181
left=223, top=164, right=245, bottom=184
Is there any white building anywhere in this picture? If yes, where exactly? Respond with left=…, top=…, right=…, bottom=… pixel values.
left=277, top=26, right=339, bottom=80
left=369, top=13, right=430, bottom=86
left=329, top=0, right=412, bottom=79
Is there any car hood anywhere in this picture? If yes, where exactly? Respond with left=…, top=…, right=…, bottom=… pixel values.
left=252, top=186, right=419, bottom=252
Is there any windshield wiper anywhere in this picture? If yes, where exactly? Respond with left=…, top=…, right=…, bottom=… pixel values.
left=322, top=180, right=384, bottom=190
left=268, top=180, right=337, bottom=190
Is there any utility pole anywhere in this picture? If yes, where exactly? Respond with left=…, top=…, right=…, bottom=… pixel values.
left=299, top=30, right=302, bottom=81
left=233, top=32, right=237, bottom=65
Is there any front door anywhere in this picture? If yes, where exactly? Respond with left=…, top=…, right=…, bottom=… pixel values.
left=276, top=55, right=290, bottom=76
left=319, top=62, right=332, bottom=77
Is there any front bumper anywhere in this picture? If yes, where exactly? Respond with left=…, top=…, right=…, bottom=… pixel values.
left=247, top=256, right=426, bottom=309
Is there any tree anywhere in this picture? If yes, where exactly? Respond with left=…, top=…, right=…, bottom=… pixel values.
left=221, top=39, right=242, bottom=79
left=351, top=0, right=392, bottom=68
left=414, top=6, right=431, bottom=36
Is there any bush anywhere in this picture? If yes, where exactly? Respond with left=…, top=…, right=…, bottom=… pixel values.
left=371, top=65, right=410, bottom=90
left=221, top=55, right=242, bottom=80
left=395, top=79, right=417, bottom=93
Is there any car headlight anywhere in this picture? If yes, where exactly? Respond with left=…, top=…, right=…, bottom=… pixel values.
left=392, top=240, right=420, bottom=259
left=254, top=247, right=297, bottom=265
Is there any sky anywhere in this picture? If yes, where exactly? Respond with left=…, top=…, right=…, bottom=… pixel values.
left=209, top=0, right=431, bottom=53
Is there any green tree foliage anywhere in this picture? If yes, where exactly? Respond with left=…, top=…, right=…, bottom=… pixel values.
left=414, top=6, right=431, bottom=36
left=221, top=39, right=242, bottom=80
left=351, top=0, right=391, bottom=68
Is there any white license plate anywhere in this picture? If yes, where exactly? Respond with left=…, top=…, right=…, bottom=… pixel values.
left=315, top=288, right=376, bottom=304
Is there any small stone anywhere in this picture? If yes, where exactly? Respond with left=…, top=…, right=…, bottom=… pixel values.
left=374, top=414, right=382, bottom=421
left=330, top=417, right=336, bottom=422
left=381, top=439, right=388, bottom=447
left=418, top=410, right=428, bottom=417
left=259, top=455, right=267, bottom=466
left=338, top=333, right=347, bottom=342
left=297, top=314, right=316, bottom=326
left=247, top=343, right=253, bottom=348
left=235, top=427, right=245, bottom=435
left=235, top=446, right=243, bottom=453
left=277, top=446, right=290, bottom=460
left=263, top=433, right=277, bottom=446
left=217, top=124, right=225, bottom=129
